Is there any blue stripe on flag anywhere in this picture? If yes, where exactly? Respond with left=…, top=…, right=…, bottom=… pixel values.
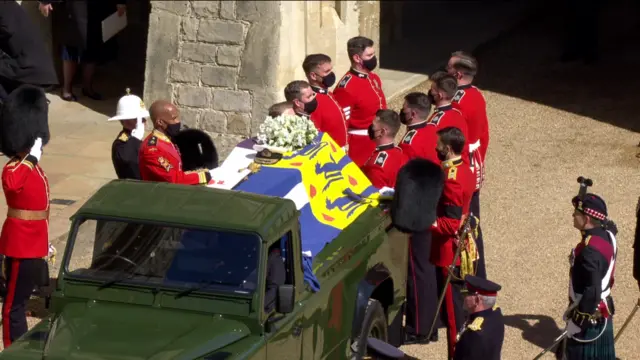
left=235, top=166, right=301, bottom=198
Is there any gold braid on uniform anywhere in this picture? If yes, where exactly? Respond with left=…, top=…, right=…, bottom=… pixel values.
left=571, top=309, right=596, bottom=326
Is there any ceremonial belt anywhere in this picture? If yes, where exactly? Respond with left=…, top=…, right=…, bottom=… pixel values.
left=469, top=139, right=481, bottom=153
left=7, top=207, right=49, bottom=221
left=347, top=129, right=368, bottom=136
left=569, top=230, right=617, bottom=302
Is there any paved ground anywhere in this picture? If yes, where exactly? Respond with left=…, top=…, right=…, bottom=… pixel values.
left=3, top=2, right=640, bottom=358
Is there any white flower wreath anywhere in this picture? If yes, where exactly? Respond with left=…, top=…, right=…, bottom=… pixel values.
left=256, top=114, right=319, bottom=152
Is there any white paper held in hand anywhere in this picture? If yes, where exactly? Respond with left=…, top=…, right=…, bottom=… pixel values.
left=102, top=11, right=127, bottom=43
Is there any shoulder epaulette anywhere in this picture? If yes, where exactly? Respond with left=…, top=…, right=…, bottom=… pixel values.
left=453, top=89, right=465, bottom=102
left=147, top=136, right=157, bottom=146
left=448, top=166, right=458, bottom=180
left=118, top=132, right=129, bottom=142
left=429, top=111, right=445, bottom=125
left=337, top=75, right=352, bottom=89
left=375, top=151, right=388, bottom=167
left=403, top=130, right=417, bottom=144
left=468, top=317, right=484, bottom=331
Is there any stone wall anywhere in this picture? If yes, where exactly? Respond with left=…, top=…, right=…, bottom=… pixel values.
left=274, top=1, right=381, bottom=102
left=143, top=1, right=381, bottom=159
left=143, top=1, right=281, bottom=158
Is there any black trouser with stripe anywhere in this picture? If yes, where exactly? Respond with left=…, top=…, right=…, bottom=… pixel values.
left=405, top=231, right=440, bottom=336
left=2, top=257, right=48, bottom=347
left=470, top=190, right=487, bottom=279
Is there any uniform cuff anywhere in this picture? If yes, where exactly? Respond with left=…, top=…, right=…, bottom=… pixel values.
left=204, top=171, right=212, bottom=184
left=25, top=155, right=39, bottom=167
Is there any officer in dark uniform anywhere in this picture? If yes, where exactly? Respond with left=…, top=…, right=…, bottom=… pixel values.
left=454, top=275, right=504, bottom=360
left=108, top=89, right=148, bottom=180
left=556, top=192, right=618, bottom=360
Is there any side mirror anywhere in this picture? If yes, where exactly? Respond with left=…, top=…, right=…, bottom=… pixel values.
left=276, top=285, right=295, bottom=314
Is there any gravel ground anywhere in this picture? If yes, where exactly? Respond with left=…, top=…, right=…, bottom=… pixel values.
left=394, top=6, right=640, bottom=360
left=3, top=6, right=640, bottom=359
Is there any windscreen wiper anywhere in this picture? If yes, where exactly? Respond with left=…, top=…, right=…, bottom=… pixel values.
left=98, top=271, right=139, bottom=290
left=174, top=279, right=238, bottom=299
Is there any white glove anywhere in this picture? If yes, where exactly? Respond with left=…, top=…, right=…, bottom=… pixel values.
left=566, top=320, right=581, bottom=337
left=131, top=118, right=145, bottom=140
left=29, top=137, right=43, bottom=161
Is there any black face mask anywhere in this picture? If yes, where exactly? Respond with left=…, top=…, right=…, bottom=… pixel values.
left=321, top=72, right=336, bottom=88
left=304, top=98, right=318, bottom=114
left=399, top=111, right=410, bottom=125
left=367, top=124, right=377, bottom=140
left=428, top=92, right=437, bottom=105
left=166, top=123, right=182, bottom=138
left=362, top=56, right=378, bottom=71
left=436, top=148, right=448, bottom=162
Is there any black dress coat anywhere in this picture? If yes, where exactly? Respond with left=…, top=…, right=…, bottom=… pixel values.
left=0, top=1, right=58, bottom=86
left=41, top=0, right=126, bottom=64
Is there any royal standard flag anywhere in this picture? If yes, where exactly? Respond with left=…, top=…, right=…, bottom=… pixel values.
left=229, top=132, right=381, bottom=257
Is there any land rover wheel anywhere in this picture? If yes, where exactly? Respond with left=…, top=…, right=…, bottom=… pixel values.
left=354, top=299, right=388, bottom=359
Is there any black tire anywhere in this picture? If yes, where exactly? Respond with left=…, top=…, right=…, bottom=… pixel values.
left=355, top=299, right=388, bottom=359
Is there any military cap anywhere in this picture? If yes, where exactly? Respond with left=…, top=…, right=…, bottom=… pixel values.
left=365, top=337, right=405, bottom=360
left=462, top=275, right=501, bottom=297
left=572, top=193, right=608, bottom=221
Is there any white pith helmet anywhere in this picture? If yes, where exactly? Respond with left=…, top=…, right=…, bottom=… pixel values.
left=108, top=88, right=150, bottom=121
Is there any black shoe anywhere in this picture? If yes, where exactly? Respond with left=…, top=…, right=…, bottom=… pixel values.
left=404, top=332, right=431, bottom=345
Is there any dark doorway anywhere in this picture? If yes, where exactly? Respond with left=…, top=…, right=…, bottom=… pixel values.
left=47, top=0, right=151, bottom=116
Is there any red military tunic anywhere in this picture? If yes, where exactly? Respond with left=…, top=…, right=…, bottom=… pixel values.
left=333, top=68, right=387, bottom=167
left=430, top=157, right=475, bottom=267
left=452, top=84, right=489, bottom=190
left=399, top=120, right=439, bottom=165
left=0, top=156, right=49, bottom=259
left=310, top=85, right=348, bottom=148
left=139, top=130, right=211, bottom=185
left=362, top=143, right=407, bottom=189
left=429, top=104, right=471, bottom=167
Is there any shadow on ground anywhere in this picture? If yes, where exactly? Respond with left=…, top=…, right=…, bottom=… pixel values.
left=503, top=313, right=564, bottom=350
left=474, top=0, right=640, bottom=135
left=380, top=0, right=640, bottom=135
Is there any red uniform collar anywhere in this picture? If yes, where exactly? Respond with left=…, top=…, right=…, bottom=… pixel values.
left=436, top=104, right=453, bottom=111
left=349, top=68, right=369, bottom=78
left=442, top=156, right=463, bottom=168
left=311, top=85, right=328, bottom=94
left=375, top=143, right=395, bottom=151
left=407, top=120, right=428, bottom=130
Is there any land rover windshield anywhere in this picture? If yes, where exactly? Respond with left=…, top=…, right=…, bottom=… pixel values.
left=65, top=218, right=261, bottom=295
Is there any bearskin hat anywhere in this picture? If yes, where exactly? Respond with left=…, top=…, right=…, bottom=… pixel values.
left=391, top=159, right=445, bottom=233
left=0, top=84, right=50, bottom=157
left=172, top=129, right=218, bottom=171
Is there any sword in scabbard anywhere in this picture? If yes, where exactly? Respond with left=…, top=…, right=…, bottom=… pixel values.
left=532, top=330, right=568, bottom=360
left=427, top=214, right=473, bottom=339
left=614, top=298, right=640, bottom=343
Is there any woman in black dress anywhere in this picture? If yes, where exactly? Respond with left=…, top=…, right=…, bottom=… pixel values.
left=38, top=0, right=126, bottom=101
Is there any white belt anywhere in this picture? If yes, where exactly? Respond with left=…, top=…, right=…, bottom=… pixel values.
left=469, top=140, right=481, bottom=152
left=348, top=129, right=368, bottom=136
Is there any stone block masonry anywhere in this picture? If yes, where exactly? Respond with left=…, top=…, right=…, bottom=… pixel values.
left=144, top=1, right=281, bottom=159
